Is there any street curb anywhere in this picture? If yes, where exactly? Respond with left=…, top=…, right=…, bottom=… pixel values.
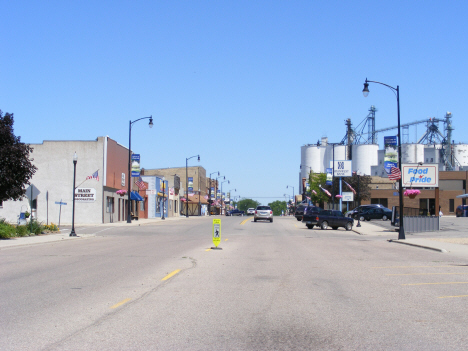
left=388, top=239, right=448, bottom=253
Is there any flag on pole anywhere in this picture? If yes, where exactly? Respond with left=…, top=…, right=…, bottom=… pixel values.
left=320, top=186, right=331, bottom=197
left=86, top=170, right=99, bottom=181
left=388, top=167, right=402, bottom=181
left=135, top=176, right=147, bottom=190
left=312, top=189, right=317, bottom=195
left=343, top=180, right=356, bottom=194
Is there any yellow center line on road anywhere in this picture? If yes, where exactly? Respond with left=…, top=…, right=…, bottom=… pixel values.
left=387, top=273, right=468, bottom=276
left=225, top=238, right=228, bottom=241
left=240, top=217, right=250, bottom=225
left=111, top=298, right=131, bottom=309
left=402, top=282, right=468, bottom=286
left=162, top=269, right=181, bottom=281
left=205, top=248, right=212, bottom=251
left=438, top=295, right=468, bottom=299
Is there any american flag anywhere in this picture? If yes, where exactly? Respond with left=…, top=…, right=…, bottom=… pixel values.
left=343, top=180, right=356, bottom=194
left=312, top=189, right=317, bottom=195
left=135, top=176, right=147, bottom=190
left=86, top=170, right=99, bottom=181
left=320, top=186, right=331, bottom=197
left=388, top=167, right=402, bottom=181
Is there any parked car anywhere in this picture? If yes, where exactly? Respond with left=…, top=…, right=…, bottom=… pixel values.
left=254, top=206, right=273, bottom=222
left=304, top=209, right=354, bottom=230
left=301, top=206, right=323, bottom=228
left=227, top=209, right=245, bottom=216
left=295, top=202, right=308, bottom=221
left=352, top=207, right=392, bottom=221
left=456, top=205, right=468, bottom=217
left=345, top=204, right=385, bottom=218
left=247, top=208, right=256, bottom=215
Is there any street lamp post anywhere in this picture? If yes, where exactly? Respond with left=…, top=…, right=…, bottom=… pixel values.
left=161, top=177, right=166, bottom=220
left=286, top=185, right=295, bottom=204
left=363, top=78, right=405, bottom=240
left=185, top=154, right=200, bottom=218
left=208, top=171, right=219, bottom=216
left=215, top=175, right=225, bottom=215
left=221, top=179, right=229, bottom=215
left=128, top=116, right=153, bottom=223
left=70, top=152, right=78, bottom=236
left=356, top=171, right=361, bottom=228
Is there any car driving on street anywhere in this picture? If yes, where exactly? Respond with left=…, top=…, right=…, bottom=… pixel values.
left=254, top=205, right=273, bottom=222
left=247, top=208, right=255, bottom=215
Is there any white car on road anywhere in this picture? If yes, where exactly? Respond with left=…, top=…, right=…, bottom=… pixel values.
left=247, top=208, right=255, bottom=215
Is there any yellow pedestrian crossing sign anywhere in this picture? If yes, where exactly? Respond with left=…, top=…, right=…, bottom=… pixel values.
left=212, top=219, right=221, bottom=247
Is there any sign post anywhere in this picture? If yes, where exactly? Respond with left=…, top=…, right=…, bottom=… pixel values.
left=212, top=218, right=221, bottom=249
left=55, top=200, right=67, bottom=227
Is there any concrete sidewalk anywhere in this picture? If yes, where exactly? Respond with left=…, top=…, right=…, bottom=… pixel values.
left=353, top=220, right=468, bottom=257
left=0, top=215, right=210, bottom=249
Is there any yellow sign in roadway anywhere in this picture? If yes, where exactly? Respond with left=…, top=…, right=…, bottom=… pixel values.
left=212, top=219, right=221, bottom=247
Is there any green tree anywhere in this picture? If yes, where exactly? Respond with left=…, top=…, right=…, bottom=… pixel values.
left=268, top=200, right=287, bottom=216
left=307, top=172, right=330, bottom=206
left=0, top=111, right=37, bottom=202
left=237, top=198, right=260, bottom=212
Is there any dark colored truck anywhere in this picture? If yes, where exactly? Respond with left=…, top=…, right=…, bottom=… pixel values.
left=302, top=208, right=354, bottom=231
left=295, top=201, right=311, bottom=221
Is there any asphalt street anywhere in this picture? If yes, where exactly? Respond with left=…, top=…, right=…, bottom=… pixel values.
left=1, top=216, right=468, bottom=350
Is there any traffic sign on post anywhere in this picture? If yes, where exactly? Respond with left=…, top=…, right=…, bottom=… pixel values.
left=212, top=219, right=221, bottom=248
left=25, top=184, right=41, bottom=201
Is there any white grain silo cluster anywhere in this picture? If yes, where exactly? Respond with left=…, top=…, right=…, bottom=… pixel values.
left=351, top=144, right=379, bottom=175
left=401, top=143, right=424, bottom=164
left=454, top=144, right=468, bottom=167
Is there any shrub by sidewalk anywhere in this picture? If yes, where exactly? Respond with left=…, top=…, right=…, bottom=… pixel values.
left=0, top=218, right=59, bottom=239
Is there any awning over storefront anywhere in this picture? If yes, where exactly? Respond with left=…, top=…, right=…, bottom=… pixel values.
left=130, top=191, right=144, bottom=201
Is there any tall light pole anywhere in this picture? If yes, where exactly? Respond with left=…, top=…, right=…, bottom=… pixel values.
left=161, top=177, right=166, bottom=220
left=185, top=154, right=200, bottom=218
left=355, top=170, right=362, bottom=228
left=70, top=152, right=78, bottom=236
left=215, top=175, right=225, bottom=215
left=208, top=171, right=219, bottom=216
left=128, top=116, right=153, bottom=223
left=286, top=185, right=295, bottom=205
left=221, top=179, right=229, bottom=215
left=363, top=78, right=405, bottom=240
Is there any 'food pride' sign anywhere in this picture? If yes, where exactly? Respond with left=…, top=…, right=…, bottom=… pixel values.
left=402, top=164, right=439, bottom=187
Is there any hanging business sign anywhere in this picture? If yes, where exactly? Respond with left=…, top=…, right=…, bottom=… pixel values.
left=211, top=187, right=215, bottom=199
left=131, top=154, right=140, bottom=177
left=384, top=136, right=398, bottom=174
left=75, top=188, right=96, bottom=202
left=402, top=164, right=439, bottom=187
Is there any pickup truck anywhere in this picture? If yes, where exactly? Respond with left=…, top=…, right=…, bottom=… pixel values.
left=302, top=209, right=354, bottom=231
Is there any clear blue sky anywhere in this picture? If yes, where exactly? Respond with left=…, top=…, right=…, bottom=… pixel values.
left=2, top=1, right=467, bottom=205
